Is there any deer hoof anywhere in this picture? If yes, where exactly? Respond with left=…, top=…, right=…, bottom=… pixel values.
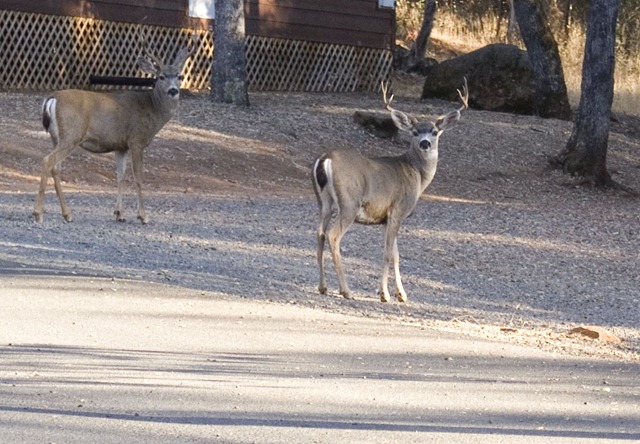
left=396, top=291, right=408, bottom=303
left=32, top=212, right=43, bottom=223
left=340, top=291, right=352, bottom=299
left=380, top=293, right=390, bottom=303
left=318, top=286, right=327, bottom=295
left=114, top=210, right=126, bottom=222
left=63, top=213, right=73, bottom=223
left=138, top=215, right=149, bottom=224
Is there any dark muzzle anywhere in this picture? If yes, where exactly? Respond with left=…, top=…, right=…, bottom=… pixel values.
left=420, top=140, right=431, bottom=150
left=168, top=88, right=180, bottom=97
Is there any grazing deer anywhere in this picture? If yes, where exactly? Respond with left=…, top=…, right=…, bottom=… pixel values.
left=312, top=79, right=469, bottom=302
left=33, top=42, right=192, bottom=224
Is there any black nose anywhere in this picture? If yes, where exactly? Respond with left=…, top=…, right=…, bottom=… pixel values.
left=420, top=140, right=431, bottom=150
left=168, top=88, right=180, bottom=97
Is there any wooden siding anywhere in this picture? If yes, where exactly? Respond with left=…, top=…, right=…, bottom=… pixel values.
left=0, top=0, right=394, bottom=50
left=0, top=0, right=186, bottom=28
left=245, top=0, right=394, bottom=50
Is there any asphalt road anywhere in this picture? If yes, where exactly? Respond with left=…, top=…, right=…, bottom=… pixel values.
left=1, top=273, right=639, bottom=443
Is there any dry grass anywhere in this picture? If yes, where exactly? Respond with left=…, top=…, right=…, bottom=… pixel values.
left=396, top=2, right=640, bottom=116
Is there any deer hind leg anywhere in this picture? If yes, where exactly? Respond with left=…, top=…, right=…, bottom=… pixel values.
left=316, top=191, right=333, bottom=295
left=129, top=147, right=148, bottom=224
left=379, top=218, right=403, bottom=302
left=114, top=151, right=128, bottom=222
left=33, top=142, right=77, bottom=223
left=327, top=211, right=355, bottom=299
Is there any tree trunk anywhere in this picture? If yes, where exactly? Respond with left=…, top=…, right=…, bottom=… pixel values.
left=411, top=0, right=436, bottom=64
left=552, top=0, right=619, bottom=188
left=212, top=0, right=249, bottom=106
left=512, top=0, right=571, bottom=120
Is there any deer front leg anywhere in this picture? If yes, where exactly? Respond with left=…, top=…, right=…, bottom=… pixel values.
left=392, top=237, right=407, bottom=302
left=130, top=147, right=148, bottom=224
left=114, top=151, right=128, bottom=222
left=379, top=219, right=402, bottom=302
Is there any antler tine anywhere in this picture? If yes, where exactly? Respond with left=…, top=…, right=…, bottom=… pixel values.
left=381, top=81, right=396, bottom=112
left=456, top=77, right=469, bottom=113
left=138, top=28, right=164, bottom=68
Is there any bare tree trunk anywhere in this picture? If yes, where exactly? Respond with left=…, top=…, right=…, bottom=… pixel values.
left=212, top=0, right=249, bottom=106
left=411, top=0, right=436, bottom=64
left=513, top=0, right=571, bottom=120
left=552, top=0, right=619, bottom=188
left=506, top=0, right=518, bottom=43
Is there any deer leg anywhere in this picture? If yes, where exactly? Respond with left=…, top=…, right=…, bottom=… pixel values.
left=379, top=219, right=402, bottom=302
left=327, top=213, right=354, bottom=299
left=33, top=143, right=77, bottom=223
left=130, top=147, right=148, bottom=224
left=114, top=151, right=128, bottom=222
left=316, top=194, right=333, bottom=295
left=51, top=163, right=73, bottom=222
left=392, top=237, right=408, bottom=302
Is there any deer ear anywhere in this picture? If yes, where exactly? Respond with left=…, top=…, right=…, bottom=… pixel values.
left=390, top=109, right=416, bottom=133
left=137, top=56, right=159, bottom=75
left=436, top=110, right=461, bottom=131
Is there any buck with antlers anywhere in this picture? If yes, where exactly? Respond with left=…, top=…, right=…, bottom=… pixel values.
left=312, top=79, right=469, bottom=302
left=33, top=41, right=192, bottom=224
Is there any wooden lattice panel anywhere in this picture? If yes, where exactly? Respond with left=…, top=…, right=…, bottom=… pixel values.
left=0, top=10, right=213, bottom=91
left=246, top=36, right=392, bottom=92
left=0, top=10, right=391, bottom=93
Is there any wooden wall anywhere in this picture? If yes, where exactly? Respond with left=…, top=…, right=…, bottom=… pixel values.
left=0, top=0, right=394, bottom=50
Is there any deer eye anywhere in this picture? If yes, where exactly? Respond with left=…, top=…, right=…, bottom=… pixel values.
left=158, top=75, right=166, bottom=81
left=412, top=130, right=419, bottom=137
left=178, top=75, right=184, bottom=81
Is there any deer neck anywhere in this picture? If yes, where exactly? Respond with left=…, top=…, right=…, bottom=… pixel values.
left=406, top=145, right=438, bottom=190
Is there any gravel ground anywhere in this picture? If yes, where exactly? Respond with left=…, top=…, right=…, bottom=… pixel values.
left=1, top=86, right=639, bottom=362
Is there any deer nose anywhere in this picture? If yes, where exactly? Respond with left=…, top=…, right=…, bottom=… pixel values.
left=419, top=139, right=431, bottom=150
left=168, top=88, right=180, bottom=97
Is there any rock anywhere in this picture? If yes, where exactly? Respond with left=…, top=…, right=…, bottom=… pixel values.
left=422, top=43, right=536, bottom=115
left=353, top=110, right=397, bottom=139
left=568, top=326, right=622, bottom=344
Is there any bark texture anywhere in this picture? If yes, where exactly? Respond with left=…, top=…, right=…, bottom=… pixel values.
left=552, top=0, right=619, bottom=188
left=411, top=0, right=436, bottom=63
left=513, top=0, right=571, bottom=120
left=212, top=0, right=249, bottom=106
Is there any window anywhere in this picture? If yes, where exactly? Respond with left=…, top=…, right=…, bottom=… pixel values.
left=188, top=0, right=215, bottom=19
left=378, top=0, right=396, bottom=8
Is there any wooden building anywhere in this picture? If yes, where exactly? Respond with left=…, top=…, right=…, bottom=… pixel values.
left=0, top=0, right=395, bottom=92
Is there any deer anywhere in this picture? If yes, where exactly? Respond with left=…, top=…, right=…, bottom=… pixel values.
left=312, top=79, right=468, bottom=302
left=33, top=40, right=192, bottom=224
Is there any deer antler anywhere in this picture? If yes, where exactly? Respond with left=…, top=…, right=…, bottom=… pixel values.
left=456, top=77, right=469, bottom=113
left=138, top=29, right=165, bottom=69
left=381, top=81, right=396, bottom=112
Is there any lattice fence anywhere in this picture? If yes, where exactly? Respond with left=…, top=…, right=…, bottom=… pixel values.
left=0, top=9, right=392, bottom=92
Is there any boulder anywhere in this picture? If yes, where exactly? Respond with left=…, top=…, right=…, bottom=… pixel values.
left=353, top=110, right=397, bottom=139
left=421, top=44, right=536, bottom=115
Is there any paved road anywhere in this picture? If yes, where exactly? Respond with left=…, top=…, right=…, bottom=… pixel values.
left=1, top=273, right=639, bottom=443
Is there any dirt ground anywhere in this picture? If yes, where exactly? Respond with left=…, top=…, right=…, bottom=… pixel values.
left=1, top=74, right=640, bottom=361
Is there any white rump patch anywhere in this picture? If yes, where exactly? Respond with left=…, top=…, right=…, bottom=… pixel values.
left=42, top=97, right=59, bottom=142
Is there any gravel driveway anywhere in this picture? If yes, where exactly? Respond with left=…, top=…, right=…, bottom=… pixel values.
left=1, top=89, right=639, bottom=361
